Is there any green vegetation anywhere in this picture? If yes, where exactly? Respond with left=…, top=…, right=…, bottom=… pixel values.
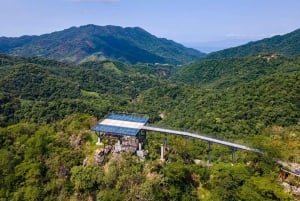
left=172, top=55, right=300, bottom=87
left=0, top=53, right=299, bottom=200
left=0, top=24, right=205, bottom=64
left=207, top=28, right=300, bottom=59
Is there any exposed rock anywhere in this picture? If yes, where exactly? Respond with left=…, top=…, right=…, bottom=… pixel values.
left=94, top=145, right=112, bottom=165
left=282, top=182, right=300, bottom=195
left=104, top=145, right=112, bottom=154
left=57, top=166, right=70, bottom=177
left=137, top=150, right=145, bottom=159
left=83, top=158, right=88, bottom=167
left=69, top=133, right=84, bottom=149
left=194, top=159, right=201, bottom=165
left=116, top=136, right=139, bottom=153
left=159, top=113, right=166, bottom=119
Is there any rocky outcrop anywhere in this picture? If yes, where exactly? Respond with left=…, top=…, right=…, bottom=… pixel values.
left=70, top=133, right=84, bottom=149
left=115, top=136, right=139, bottom=153
left=94, top=145, right=112, bottom=165
left=282, top=182, right=300, bottom=195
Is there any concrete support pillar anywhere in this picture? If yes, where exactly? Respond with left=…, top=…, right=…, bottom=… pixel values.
left=115, top=136, right=122, bottom=153
left=231, top=147, right=236, bottom=165
left=207, top=142, right=212, bottom=164
left=96, top=131, right=103, bottom=145
left=96, top=136, right=103, bottom=145
left=137, top=142, right=144, bottom=159
left=160, top=144, right=165, bottom=161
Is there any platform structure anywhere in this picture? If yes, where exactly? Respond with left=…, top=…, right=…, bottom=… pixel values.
left=91, top=113, right=148, bottom=157
left=92, top=113, right=262, bottom=162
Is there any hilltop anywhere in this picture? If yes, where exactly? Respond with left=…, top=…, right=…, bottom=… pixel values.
left=0, top=24, right=205, bottom=64
left=207, top=28, right=300, bottom=58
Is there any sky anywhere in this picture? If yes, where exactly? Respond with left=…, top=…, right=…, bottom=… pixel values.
left=1, top=0, right=300, bottom=52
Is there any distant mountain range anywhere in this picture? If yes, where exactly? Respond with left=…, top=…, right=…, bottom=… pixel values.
left=1, top=25, right=300, bottom=65
left=0, top=24, right=205, bottom=64
left=207, top=28, right=300, bottom=58
left=172, top=28, right=300, bottom=87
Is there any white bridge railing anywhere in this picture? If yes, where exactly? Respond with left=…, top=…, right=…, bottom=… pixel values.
left=142, top=125, right=263, bottom=153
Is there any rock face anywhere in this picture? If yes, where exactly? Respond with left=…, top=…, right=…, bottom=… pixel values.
left=94, top=145, right=112, bottom=165
left=116, top=136, right=139, bottom=153
left=70, top=133, right=84, bottom=149
left=91, top=136, right=142, bottom=166
left=282, top=182, right=300, bottom=195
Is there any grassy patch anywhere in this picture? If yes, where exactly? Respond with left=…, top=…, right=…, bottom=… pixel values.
left=81, top=90, right=100, bottom=98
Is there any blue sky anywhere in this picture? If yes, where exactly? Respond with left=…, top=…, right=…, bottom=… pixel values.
left=1, top=0, right=300, bottom=52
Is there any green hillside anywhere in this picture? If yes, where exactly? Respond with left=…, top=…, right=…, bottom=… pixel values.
left=0, top=54, right=299, bottom=200
left=0, top=55, right=166, bottom=125
left=208, top=28, right=300, bottom=59
left=172, top=54, right=300, bottom=87
left=0, top=25, right=205, bottom=64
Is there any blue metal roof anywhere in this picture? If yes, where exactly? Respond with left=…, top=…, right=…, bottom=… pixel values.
left=92, top=114, right=149, bottom=136
left=107, top=113, right=148, bottom=123
left=92, top=124, right=140, bottom=136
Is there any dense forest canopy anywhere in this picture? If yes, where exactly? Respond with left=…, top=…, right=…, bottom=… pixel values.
left=0, top=25, right=205, bottom=64
left=0, top=25, right=300, bottom=201
left=207, top=28, right=300, bottom=59
left=0, top=46, right=299, bottom=201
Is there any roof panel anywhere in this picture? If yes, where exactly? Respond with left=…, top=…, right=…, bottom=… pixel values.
left=92, top=124, right=139, bottom=136
left=92, top=114, right=148, bottom=136
left=108, top=114, right=148, bottom=123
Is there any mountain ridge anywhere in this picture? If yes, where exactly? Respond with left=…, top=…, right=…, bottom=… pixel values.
left=0, top=24, right=205, bottom=64
left=172, top=54, right=300, bottom=87
left=207, top=28, right=300, bottom=58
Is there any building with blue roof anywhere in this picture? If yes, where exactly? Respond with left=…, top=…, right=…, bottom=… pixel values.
left=92, top=113, right=148, bottom=137
left=91, top=113, right=148, bottom=157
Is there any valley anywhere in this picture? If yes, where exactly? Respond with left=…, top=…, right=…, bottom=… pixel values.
left=0, top=25, right=300, bottom=200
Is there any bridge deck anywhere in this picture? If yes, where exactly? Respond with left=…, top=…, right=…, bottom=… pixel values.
left=142, top=126, right=262, bottom=153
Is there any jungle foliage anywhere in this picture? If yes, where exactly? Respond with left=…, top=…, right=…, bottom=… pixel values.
left=207, top=28, right=300, bottom=59
left=0, top=54, right=299, bottom=200
left=0, top=24, right=205, bottom=64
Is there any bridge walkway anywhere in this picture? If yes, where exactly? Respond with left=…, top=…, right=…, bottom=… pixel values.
left=142, top=125, right=262, bottom=153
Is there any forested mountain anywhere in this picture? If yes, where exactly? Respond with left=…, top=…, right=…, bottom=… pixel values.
left=0, top=54, right=172, bottom=125
left=208, top=28, right=300, bottom=58
left=0, top=24, right=205, bottom=64
left=0, top=53, right=299, bottom=200
left=172, top=54, right=300, bottom=87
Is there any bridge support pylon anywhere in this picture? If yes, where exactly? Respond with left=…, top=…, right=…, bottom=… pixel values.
left=137, top=131, right=146, bottom=159
left=207, top=142, right=212, bottom=164
left=160, top=135, right=168, bottom=161
left=160, top=144, right=165, bottom=161
left=115, top=136, right=122, bottom=152
left=231, top=147, right=237, bottom=164
left=95, top=131, right=104, bottom=146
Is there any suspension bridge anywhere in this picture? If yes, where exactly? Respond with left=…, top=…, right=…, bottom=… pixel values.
left=92, top=113, right=263, bottom=163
